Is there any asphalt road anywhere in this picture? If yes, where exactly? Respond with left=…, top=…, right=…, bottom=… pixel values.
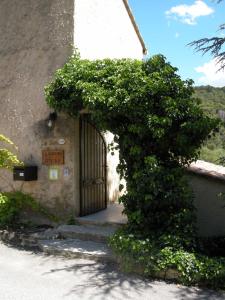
left=0, top=242, right=225, bottom=300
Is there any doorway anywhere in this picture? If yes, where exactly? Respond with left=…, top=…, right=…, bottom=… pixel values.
left=79, top=116, right=107, bottom=216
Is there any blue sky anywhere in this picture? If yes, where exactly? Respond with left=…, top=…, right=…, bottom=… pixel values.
left=129, top=0, right=225, bottom=87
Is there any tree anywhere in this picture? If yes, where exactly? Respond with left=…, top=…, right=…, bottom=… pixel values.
left=45, top=54, right=219, bottom=242
left=189, top=0, right=225, bottom=70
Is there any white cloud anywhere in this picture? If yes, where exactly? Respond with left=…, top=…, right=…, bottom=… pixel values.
left=166, top=1, right=214, bottom=25
left=195, top=59, right=225, bottom=87
left=175, top=32, right=180, bottom=38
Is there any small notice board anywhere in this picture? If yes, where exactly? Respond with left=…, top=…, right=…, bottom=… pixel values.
left=42, top=150, right=64, bottom=165
left=49, top=167, right=59, bottom=181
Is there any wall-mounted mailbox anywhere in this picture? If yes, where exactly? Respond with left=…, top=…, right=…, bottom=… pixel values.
left=13, top=166, right=38, bottom=181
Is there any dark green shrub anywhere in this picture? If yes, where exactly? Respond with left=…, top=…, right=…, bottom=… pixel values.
left=109, top=229, right=225, bottom=288
left=0, top=192, right=38, bottom=227
left=45, top=53, right=219, bottom=241
left=196, top=236, right=225, bottom=257
left=45, top=53, right=223, bottom=287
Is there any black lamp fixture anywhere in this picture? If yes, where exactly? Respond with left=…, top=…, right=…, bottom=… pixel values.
left=47, top=112, right=58, bottom=128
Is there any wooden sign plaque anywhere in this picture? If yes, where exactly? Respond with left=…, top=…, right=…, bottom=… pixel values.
left=42, top=150, right=64, bottom=165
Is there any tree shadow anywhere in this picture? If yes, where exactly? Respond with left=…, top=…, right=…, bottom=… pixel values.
left=2, top=241, right=225, bottom=299
left=41, top=256, right=225, bottom=300
left=42, top=259, right=154, bottom=299
left=171, top=285, right=225, bottom=300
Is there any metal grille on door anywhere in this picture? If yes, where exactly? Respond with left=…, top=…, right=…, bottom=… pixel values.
left=80, top=117, right=107, bottom=216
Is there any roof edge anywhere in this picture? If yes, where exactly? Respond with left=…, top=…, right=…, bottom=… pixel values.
left=122, top=0, right=147, bottom=55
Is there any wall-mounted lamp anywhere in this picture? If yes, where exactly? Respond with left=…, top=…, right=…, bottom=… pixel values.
left=46, top=112, right=58, bottom=128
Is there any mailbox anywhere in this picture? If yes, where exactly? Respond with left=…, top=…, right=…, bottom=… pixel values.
left=13, top=166, right=38, bottom=181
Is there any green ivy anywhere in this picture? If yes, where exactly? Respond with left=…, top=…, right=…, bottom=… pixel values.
left=109, top=229, right=225, bottom=288
left=45, top=53, right=219, bottom=241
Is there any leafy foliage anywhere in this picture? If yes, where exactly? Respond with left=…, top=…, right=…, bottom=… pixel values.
left=0, top=192, right=38, bottom=228
left=110, top=229, right=225, bottom=288
left=0, top=134, right=22, bottom=169
left=0, top=191, right=58, bottom=228
left=45, top=54, right=218, bottom=240
left=0, top=137, right=56, bottom=228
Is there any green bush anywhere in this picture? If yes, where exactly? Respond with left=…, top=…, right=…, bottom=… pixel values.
left=45, top=53, right=219, bottom=241
left=0, top=191, right=57, bottom=228
left=0, top=192, right=38, bottom=228
left=109, top=229, right=225, bottom=289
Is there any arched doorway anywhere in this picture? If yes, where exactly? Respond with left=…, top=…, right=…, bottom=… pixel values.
left=79, top=116, right=107, bottom=216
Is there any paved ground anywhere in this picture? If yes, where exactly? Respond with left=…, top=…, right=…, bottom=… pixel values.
left=0, top=242, right=225, bottom=300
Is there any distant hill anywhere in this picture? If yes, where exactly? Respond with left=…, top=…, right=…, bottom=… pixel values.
left=195, top=86, right=225, bottom=116
left=194, top=86, right=225, bottom=164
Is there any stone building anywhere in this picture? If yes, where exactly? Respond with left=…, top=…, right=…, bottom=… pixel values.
left=0, top=0, right=146, bottom=218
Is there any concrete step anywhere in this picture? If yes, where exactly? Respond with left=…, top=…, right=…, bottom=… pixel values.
left=75, top=217, right=123, bottom=228
left=75, top=204, right=127, bottom=228
left=38, top=239, right=116, bottom=263
left=56, top=224, right=116, bottom=242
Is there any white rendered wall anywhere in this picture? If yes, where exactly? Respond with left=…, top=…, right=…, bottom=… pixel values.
left=74, top=0, right=144, bottom=60
left=74, top=0, right=144, bottom=202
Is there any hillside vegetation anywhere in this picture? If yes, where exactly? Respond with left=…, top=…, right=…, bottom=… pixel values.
left=194, top=86, right=225, bottom=164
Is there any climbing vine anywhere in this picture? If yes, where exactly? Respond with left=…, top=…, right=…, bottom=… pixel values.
left=45, top=54, right=219, bottom=243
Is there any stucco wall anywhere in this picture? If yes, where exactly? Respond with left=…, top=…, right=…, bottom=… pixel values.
left=74, top=0, right=144, bottom=60
left=0, top=0, right=79, bottom=217
left=188, top=174, right=225, bottom=236
left=0, top=0, right=145, bottom=216
left=188, top=161, right=225, bottom=236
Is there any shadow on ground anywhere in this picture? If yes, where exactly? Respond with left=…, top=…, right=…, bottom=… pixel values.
left=171, top=286, right=225, bottom=300
left=42, top=255, right=225, bottom=300
left=43, top=259, right=152, bottom=299
left=1, top=241, right=225, bottom=300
